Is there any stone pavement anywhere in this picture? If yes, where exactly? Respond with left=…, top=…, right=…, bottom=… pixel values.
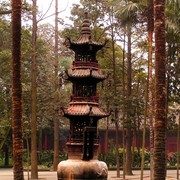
left=108, top=170, right=178, bottom=179
left=0, top=168, right=178, bottom=179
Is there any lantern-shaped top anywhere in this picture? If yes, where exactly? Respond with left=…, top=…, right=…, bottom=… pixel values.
left=67, top=12, right=105, bottom=53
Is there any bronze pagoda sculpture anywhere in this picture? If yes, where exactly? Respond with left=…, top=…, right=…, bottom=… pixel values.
left=57, top=12, right=109, bottom=180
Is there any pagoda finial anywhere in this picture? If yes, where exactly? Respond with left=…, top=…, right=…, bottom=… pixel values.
left=81, top=12, right=91, bottom=35
left=85, top=11, right=88, bottom=19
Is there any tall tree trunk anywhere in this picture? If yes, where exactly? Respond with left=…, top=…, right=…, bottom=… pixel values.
left=112, top=31, right=120, bottom=179
left=135, top=65, right=141, bottom=156
left=177, top=115, right=180, bottom=179
left=110, top=7, right=120, bottom=177
left=11, top=0, right=24, bottom=179
left=147, top=0, right=154, bottom=178
left=31, top=0, right=38, bottom=178
left=125, top=25, right=133, bottom=175
left=140, top=74, right=148, bottom=180
left=122, top=32, right=126, bottom=180
left=115, top=110, right=120, bottom=177
left=141, top=1, right=154, bottom=177
left=105, top=102, right=109, bottom=155
left=153, top=0, right=166, bottom=179
left=53, top=0, right=59, bottom=171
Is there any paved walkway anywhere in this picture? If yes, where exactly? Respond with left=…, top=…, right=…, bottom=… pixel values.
left=108, top=170, right=178, bottom=179
left=0, top=168, right=178, bottom=179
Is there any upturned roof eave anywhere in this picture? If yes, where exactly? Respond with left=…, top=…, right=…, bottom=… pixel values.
left=65, top=69, right=106, bottom=81
left=61, top=104, right=110, bottom=118
left=63, top=113, right=109, bottom=119
left=66, top=75, right=106, bottom=81
left=69, top=41, right=104, bottom=52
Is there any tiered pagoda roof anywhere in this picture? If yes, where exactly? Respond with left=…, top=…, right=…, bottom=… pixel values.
left=63, top=102, right=108, bottom=118
left=63, top=12, right=109, bottom=119
left=66, top=68, right=106, bottom=81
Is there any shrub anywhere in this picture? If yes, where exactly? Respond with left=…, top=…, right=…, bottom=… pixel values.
left=167, top=152, right=178, bottom=167
left=99, top=147, right=150, bottom=168
left=23, top=150, right=67, bottom=168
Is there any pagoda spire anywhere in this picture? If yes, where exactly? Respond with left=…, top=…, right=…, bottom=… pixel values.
left=81, top=12, right=91, bottom=35
left=75, top=12, right=93, bottom=44
left=67, top=12, right=106, bottom=51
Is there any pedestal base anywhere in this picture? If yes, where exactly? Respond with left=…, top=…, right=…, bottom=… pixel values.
left=57, top=159, right=108, bottom=180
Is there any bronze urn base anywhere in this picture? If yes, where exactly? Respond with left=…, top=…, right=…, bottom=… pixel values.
left=57, top=159, right=108, bottom=180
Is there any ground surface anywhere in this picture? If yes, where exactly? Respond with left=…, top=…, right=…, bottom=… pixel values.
left=0, top=168, right=178, bottom=179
